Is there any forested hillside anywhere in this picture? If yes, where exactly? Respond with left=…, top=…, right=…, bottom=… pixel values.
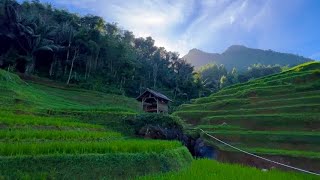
left=183, top=45, right=313, bottom=70
left=0, top=0, right=198, bottom=101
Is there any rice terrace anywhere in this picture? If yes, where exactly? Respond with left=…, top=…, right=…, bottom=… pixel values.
left=0, top=0, right=320, bottom=179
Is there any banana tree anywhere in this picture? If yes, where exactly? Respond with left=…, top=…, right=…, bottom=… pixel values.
left=0, top=0, right=60, bottom=74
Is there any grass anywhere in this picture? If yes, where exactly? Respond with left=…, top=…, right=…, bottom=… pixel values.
left=180, top=95, right=320, bottom=111
left=1, top=147, right=193, bottom=179
left=196, top=124, right=246, bottom=131
left=242, top=148, right=320, bottom=159
left=202, top=114, right=320, bottom=130
left=138, top=159, right=319, bottom=180
left=0, top=69, right=141, bottom=113
left=176, top=104, right=320, bottom=120
left=208, top=143, right=320, bottom=159
left=0, top=111, right=104, bottom=130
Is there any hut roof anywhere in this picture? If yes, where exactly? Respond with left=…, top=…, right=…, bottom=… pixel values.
left=136, top=88, right=172, bottom=102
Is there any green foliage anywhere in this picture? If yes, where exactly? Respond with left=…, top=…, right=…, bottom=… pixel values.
left=196, top=64, right=228, bottom=94
left=238, top=64, right=282, bottom=83
left=195, top=63, right=284, bottom=97
left=127, top=114, right=184, bottom=133
left=285, top=61, right=320, bottom=72
left=138, top=159, right=318, bottom=180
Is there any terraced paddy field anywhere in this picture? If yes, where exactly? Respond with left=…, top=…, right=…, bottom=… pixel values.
left=0, top=70, right=192, bottom=179
left=1, top=63, right=319, bottom=179
left=174, top=62, right=320, bottom=174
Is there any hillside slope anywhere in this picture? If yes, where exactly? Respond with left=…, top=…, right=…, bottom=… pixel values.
left=174, top=62, right=320, bottom=172
left=183, top=45, right=313, bottom=70
left=0, top=70, right=192, bottom=179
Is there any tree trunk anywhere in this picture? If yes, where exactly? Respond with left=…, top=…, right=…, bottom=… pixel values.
left=88, top=57, right=92, bottom=78
left=25, top=55, right=35, bottom=75
left=94, top=48, right=100, bottom=70
left=49, top=57, right=56, bottom=77
left=110, top=58, right=113, bottom=74
left=67, top=48, right=79, bottom=85
left=153, top=64, right=158, bottom=89
left=64, top=42, right=71, bottom=75
left=85, top=61, right=88, bottom=80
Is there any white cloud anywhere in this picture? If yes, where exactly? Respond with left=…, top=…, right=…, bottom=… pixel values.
left=50, top=0, right=272, bottom=55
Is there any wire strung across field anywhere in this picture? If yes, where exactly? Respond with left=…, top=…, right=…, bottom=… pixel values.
left=198, top=128, right=320, bottom=176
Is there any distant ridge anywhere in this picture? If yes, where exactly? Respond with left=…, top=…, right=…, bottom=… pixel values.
left=183, top=45, right=313, bottom=70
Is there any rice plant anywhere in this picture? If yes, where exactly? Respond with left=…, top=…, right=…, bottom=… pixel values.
left=138, top=159, right=319, bottom=180
left=0, top=140, right=182, bottom=156
left=0, top=129, right=122, bottom=141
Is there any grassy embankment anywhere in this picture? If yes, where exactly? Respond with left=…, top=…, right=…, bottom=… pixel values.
left=175, top=62, right=320, bottom=159
left=0, top=70, right=192, bottom=179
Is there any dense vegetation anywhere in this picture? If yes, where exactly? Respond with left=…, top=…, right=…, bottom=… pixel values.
left=0, top=0, right=199, bottom=105
left=0, top=69, right=193, bottom=179
left=175, top=62, right=320, bottom=163
left=195, top=63, right=284, bottom=96
left=183, top=45, right=313, bottom=70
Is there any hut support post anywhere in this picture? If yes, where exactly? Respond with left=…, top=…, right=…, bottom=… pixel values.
left=141, top=97, right=145, bottom=111
left=156, top=99, right=159, bottom=114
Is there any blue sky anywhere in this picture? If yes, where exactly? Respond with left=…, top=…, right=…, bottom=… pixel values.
left=22, top=0, right=320, bottom=59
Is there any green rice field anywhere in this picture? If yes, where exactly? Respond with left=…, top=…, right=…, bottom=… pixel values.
left=0, top=69, right=192, bottom=179
left=174, top=62, right=320, bottom=168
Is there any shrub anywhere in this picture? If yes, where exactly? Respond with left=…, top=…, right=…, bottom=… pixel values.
left=126, top=114, right=184, bottom=134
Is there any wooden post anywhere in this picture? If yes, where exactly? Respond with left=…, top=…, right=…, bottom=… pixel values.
left=156, top=98, right=159, bottom=114
left=141, top=97, right=145, bottom=111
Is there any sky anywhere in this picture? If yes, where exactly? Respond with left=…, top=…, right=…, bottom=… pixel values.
left=22, top=0, right=320, bottom=59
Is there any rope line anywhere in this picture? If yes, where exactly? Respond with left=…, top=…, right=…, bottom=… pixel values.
left=198, top=128, right=320, bottom=176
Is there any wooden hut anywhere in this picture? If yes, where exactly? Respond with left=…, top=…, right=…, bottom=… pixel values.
left=136, top=88, right=172, bottom=114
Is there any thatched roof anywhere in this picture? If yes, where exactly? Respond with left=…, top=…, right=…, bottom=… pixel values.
left=136, top=88, right=172, bottom=102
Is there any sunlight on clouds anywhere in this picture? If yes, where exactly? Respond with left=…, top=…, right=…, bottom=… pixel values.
left=52, top=0, right=271, bottom=55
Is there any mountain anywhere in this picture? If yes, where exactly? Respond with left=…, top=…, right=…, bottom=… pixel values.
left=183, top=45, right=314, bottom=70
